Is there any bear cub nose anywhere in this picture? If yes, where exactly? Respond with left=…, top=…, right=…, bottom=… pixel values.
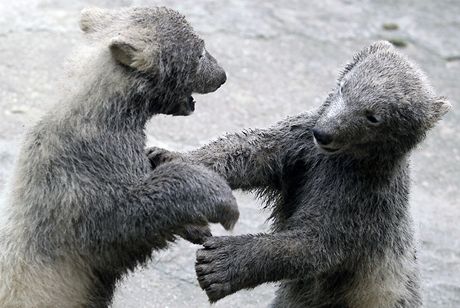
left=312, top=128, right=333, bottom=146
left=219, top=71, right=227, bottom=86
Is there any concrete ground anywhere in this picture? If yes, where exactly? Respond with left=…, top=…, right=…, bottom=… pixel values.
left=0, top=0, right=459, bottom=307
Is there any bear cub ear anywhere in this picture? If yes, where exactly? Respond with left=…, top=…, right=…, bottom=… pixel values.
left=80, top=7, right=112, bottom=33
left=109, top=37, right=154, bottom=71
left=367, top=40, right=394, bottom=55
left=429, top=97, right=452, bottom=125
left=109, top=38, right=139, bottom=68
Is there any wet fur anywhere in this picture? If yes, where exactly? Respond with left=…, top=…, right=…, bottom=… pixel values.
left=151, top=41, right=450, bottom=307
left=0, top=7, right=236, bottom=308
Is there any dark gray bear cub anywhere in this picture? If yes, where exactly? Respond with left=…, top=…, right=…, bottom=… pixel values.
left=0, top=7, right=238, bottom=308
left=149, top=41, right=451, bottom=307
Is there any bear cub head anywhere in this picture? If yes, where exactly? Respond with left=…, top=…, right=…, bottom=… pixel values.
left=313, top=41, right=451, bottom=158
left=80, top=7, right=226, bottom=116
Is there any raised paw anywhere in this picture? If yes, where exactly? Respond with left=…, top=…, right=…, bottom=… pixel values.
left=145, top=147, right=182, bottom=169
left=213, top=196, right=239, bottom=231
left=195, top=236, right=247, bottom=302
left=177, top=224, right=212, bottom=245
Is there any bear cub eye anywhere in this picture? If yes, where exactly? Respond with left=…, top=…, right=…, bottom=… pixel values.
left=199, top=48, right=206, bottom=59
left=366, top=112, right=382, bottom=125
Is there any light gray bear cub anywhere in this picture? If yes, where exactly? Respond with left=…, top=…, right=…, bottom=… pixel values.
left=149, top=41, right=451, bottom=307
left=0, top=7, right=238, bottom=308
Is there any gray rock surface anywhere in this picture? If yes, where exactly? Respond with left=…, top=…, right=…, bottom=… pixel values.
left=0, top=0, right=459, bottom=307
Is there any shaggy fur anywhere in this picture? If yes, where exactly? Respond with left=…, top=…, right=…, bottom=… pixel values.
left=149, top=41, right=451, bottom=307
left=0, top=7, right=238, bottom=308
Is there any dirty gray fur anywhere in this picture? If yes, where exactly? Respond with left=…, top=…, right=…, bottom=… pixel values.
left=0, top=7, right=238, bottom=308
left=148, top=41, right=451, bottom=307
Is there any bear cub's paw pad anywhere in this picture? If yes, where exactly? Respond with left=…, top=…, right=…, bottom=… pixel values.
left=195, top=237, right=240, bottom=302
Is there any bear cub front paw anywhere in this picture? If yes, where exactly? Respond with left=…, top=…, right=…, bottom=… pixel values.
left=145, top=146, right=184, bottom=169
left=195, top=236, right=250, bottom=302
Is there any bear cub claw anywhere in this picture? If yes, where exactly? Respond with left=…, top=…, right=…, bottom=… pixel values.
left=195, top=236, right=246, bottom=302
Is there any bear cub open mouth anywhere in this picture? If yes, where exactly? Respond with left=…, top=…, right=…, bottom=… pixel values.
left=187, top=95, right=196, bottom=112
